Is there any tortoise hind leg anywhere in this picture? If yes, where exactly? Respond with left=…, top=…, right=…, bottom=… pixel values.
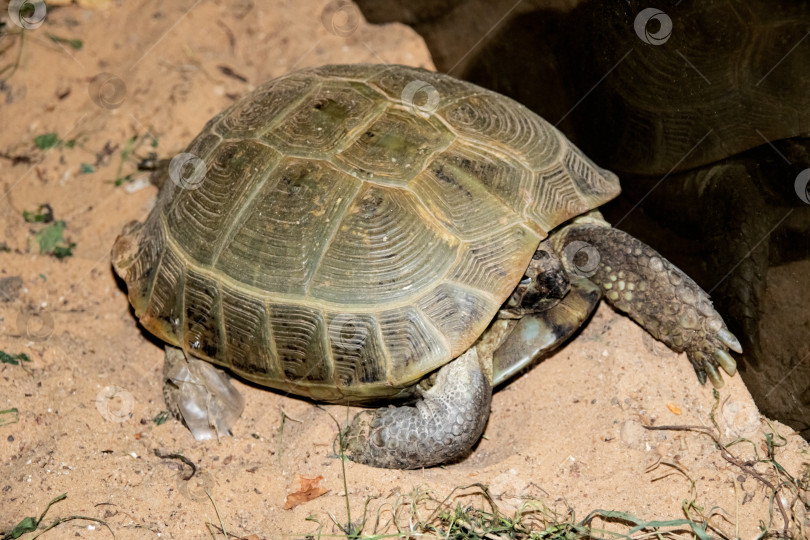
left=163, top=346, right=245, bottom=440
left=343, top=347, right=492, bottom=469
left=550, top=215, right=741, bottom=388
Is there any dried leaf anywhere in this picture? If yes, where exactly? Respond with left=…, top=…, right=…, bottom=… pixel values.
left=666, top=403, right=682, bottom=415
left=283, top=474, right=328, bottom=510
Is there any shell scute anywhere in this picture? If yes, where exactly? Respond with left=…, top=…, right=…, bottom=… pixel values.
left=263, top=81, right=385, bottom=157
left=221, top=285, right=279, bottom=379
left=308, top=184, right=459, bottom=305
left=215, top=74, right=316, bottom=138
left=141, top=239, right=186, bottom=346
left=166, top=139, right=281, bottom=266
left=378, top=306, right=449, bottom=383
left=326, top=312, right=388, bottom=387
left=366, top=65, right=475, bottom=107
left=413, top=143, right=530, bottom=237
left=417, top=284, right=497, bottom=358
left=333, top=107, right=455, bottom=184
left=184, top=269, right=224, bottom=362
left=268, top=303, right=332, bottom=384
left=213, top=157, right=360, bottom=295
left=437, top=93, right=562, bottom=171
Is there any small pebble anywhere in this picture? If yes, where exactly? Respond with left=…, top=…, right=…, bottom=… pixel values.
left=620, top=420, right=646, bottom=447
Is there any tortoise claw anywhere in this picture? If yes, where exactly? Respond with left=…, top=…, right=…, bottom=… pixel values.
left=714, top=348, right=737, bottom=376
left=687, top=350, right=707, bottom=385
left=717, top=328, right=743, bottom=354
left=704, top=361, right=724, bottom=388
left=688, top=349, right=729, bottom=388
left=694, top=364, right=708, bottom=386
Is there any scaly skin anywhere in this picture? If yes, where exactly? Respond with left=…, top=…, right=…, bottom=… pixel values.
left=552, top=220, right=741, bottom=387
left=343, top=347, right=491, bottom=469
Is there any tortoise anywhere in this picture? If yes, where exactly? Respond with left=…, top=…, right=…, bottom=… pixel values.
left=111, top=64, right=741, bottom=469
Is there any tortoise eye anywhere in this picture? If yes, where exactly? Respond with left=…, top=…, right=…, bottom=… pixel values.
left=519, top=276, right=532, bottom=286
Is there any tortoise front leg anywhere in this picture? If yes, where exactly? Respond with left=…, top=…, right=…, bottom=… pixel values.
left=343, top=347, right=492, bottom=469
left=550, top=218, right=741, bottom=387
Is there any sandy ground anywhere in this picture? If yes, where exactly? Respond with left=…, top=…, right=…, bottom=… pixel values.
left=1, top=1, right=808, bottom=538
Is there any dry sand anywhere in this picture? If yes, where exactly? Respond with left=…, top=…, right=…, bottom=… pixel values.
left=1, top=1, right=807, bottom=538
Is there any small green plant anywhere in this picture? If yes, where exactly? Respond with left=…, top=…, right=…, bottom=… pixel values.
left=1, top=493, right=111, bottom=539
left=33, top=133, right=59, bottom=150
left=0, top=408, right=20, bottom=427
left=154, top=410, right=171, bottom=425
left=32, top=133, right=78, bottom=151
left=643, top=391, right=810, bottom=538
left=47, top=34, right=83, bottom=51
left=34, top=221, right=75, bottom=258
left=22, top=204, right=53, bottom=223
left=1, top=349, right=32, bottom=375
left=111, top=132, right=159, bottom=186
left=22, top=205, right=76, bottom=258
left=0, top=351, right=31, bottom=366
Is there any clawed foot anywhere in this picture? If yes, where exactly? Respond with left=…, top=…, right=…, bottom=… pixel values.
left=341, top=348, right=491, bottom=469
left=554, top=221, right=742, bottom=388
left=638, top=261, right=742, bottom=388
left=684, top=326, right=741, bottom=388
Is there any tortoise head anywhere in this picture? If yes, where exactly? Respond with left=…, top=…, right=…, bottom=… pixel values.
left=500, top=241, right=570, bottom=317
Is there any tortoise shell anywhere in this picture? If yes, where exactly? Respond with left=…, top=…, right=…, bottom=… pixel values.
left=111, top=64, right=620, bottom=402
